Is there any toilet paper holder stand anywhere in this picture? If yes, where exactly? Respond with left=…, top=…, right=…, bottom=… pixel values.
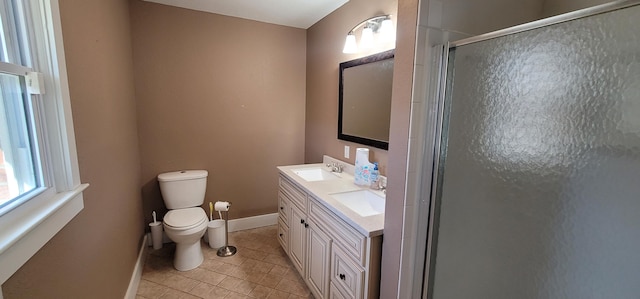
left=216, top=203, right=237, bottom=257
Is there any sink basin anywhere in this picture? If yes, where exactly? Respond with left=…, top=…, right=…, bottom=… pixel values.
left=330, top=190, right=385, bottom=217
left=293, top=167, right=341, bottom=182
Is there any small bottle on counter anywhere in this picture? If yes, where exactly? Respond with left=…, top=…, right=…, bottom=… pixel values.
left=370, top=162, right=379, bottom=189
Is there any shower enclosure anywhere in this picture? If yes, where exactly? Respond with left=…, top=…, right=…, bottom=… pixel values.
left=423, top=2, right=640, bottom=298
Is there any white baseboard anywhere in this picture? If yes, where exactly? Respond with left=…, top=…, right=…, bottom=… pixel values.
left=125, top=234, right=148, bottom=299
left=144, top=213, right=279, bottom=248
left=228, top=213, right=278, bottom=232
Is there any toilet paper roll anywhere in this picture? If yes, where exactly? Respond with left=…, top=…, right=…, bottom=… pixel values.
left=214, top=201, right=230, bottom=212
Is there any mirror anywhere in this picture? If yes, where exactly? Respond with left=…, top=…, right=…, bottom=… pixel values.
left=339, top=50, right=394, bottom=150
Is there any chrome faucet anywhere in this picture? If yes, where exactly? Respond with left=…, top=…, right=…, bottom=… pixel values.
left=326, top=162, right=344, bottom=173
left=373, top=178, right=387, bottom=194
left=379, top=183, right=387, bottom=195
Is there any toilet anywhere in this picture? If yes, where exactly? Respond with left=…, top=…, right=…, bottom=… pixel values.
left=158, top=170, right=209, bottom=271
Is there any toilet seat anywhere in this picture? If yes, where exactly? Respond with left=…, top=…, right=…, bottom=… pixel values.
left=164, top=207, right=207, bottom=230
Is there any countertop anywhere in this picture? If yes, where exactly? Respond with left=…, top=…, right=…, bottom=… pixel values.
left=277, top=161, right=384, bottom=237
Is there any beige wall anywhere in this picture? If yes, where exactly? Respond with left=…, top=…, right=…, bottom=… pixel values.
left=305, top=0, right=398, bottom=172
left=380, top=0, right=419, bottom=297
left=130, top=1, right=307, bottom=222
left=3, top=0, right=143, bottom=298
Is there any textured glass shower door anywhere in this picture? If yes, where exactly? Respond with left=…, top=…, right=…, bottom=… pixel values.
left=427, top=3, right=640, bottom=299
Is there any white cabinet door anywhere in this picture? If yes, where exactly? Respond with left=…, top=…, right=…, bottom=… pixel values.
left=289, top=204, right=307, bottom=275
left=307, top=219, right=332, bottom=299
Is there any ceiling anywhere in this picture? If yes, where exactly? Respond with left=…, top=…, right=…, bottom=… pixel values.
left=143, top=0, right=350, bottom=29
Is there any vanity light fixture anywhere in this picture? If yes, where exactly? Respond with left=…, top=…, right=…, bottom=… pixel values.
left=342, top=15, right=395, bottom=54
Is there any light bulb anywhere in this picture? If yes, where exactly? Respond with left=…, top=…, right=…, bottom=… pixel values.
left=343, top=33, right=358, bottom=54
left=360, top=27, right=374, bottom=49
left=380, top=19, right=396, bottom=43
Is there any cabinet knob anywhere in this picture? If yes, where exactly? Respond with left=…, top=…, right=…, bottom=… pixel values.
left=339, top=273, right=346, bottom=280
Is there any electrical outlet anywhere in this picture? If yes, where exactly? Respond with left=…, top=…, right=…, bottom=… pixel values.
left=344, top=146, right=350, bottom=158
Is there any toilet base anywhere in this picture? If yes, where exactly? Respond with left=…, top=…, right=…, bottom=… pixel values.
left=173, top=241, right=204, bottom=271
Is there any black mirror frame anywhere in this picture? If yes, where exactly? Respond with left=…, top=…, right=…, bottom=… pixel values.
left=338, top=49, right=394, bottom=150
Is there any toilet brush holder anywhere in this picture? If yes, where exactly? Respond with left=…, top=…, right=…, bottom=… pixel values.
left=216, top=210, right=237, bottom=257
left=149, top=221, right=163, bottom=250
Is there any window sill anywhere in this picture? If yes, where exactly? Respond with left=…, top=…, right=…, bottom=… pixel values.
left=0, top=183, right=89, bottom=285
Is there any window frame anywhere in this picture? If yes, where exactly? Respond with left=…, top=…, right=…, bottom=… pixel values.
left=0, top=0, right=87, bottom=289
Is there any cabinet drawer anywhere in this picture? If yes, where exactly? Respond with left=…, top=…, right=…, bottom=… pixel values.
left=279, top=175, right=307, bottom=211
left=277, top=219, right=289, bottom=253
left=310, top=197, right=367, bottom=266
left=278, top=191, right=290, bottom=224
left=330, top=282, right=348, bottom=299
left=331, top=245, right=364, bottom=299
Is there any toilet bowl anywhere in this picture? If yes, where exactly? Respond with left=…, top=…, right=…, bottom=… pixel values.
left=163, top=207, right=208, bottom=271
left=157, top=170, right=209, bottom=271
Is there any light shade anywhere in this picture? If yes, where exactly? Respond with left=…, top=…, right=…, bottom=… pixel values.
left=379, top=19, right=396, bottom=43
left=360, top=27, right=374, bottom=49
left=343, top=33, right=358, bottom=54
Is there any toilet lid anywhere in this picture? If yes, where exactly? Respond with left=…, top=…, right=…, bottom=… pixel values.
left=164, top=207, right=207, bottom=229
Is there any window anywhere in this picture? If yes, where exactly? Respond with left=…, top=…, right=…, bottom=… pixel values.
left=0, top=0, right=40, bottom=211
left=0, top=72, right=40, bottom=208
left=0, top=0, right=87, bottom=288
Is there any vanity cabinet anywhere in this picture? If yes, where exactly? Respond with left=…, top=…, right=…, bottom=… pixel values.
left=278, top=174, right=382, bottom=299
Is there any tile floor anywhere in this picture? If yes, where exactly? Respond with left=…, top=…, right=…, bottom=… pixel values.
left=136, top=225, right=312, bottom=299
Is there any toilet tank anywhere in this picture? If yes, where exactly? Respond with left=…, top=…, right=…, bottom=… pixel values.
left=157, top=170, right=208, bottom=209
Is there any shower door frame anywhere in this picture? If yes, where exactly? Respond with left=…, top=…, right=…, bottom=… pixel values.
left=420, top=1, right=640, bottom=298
